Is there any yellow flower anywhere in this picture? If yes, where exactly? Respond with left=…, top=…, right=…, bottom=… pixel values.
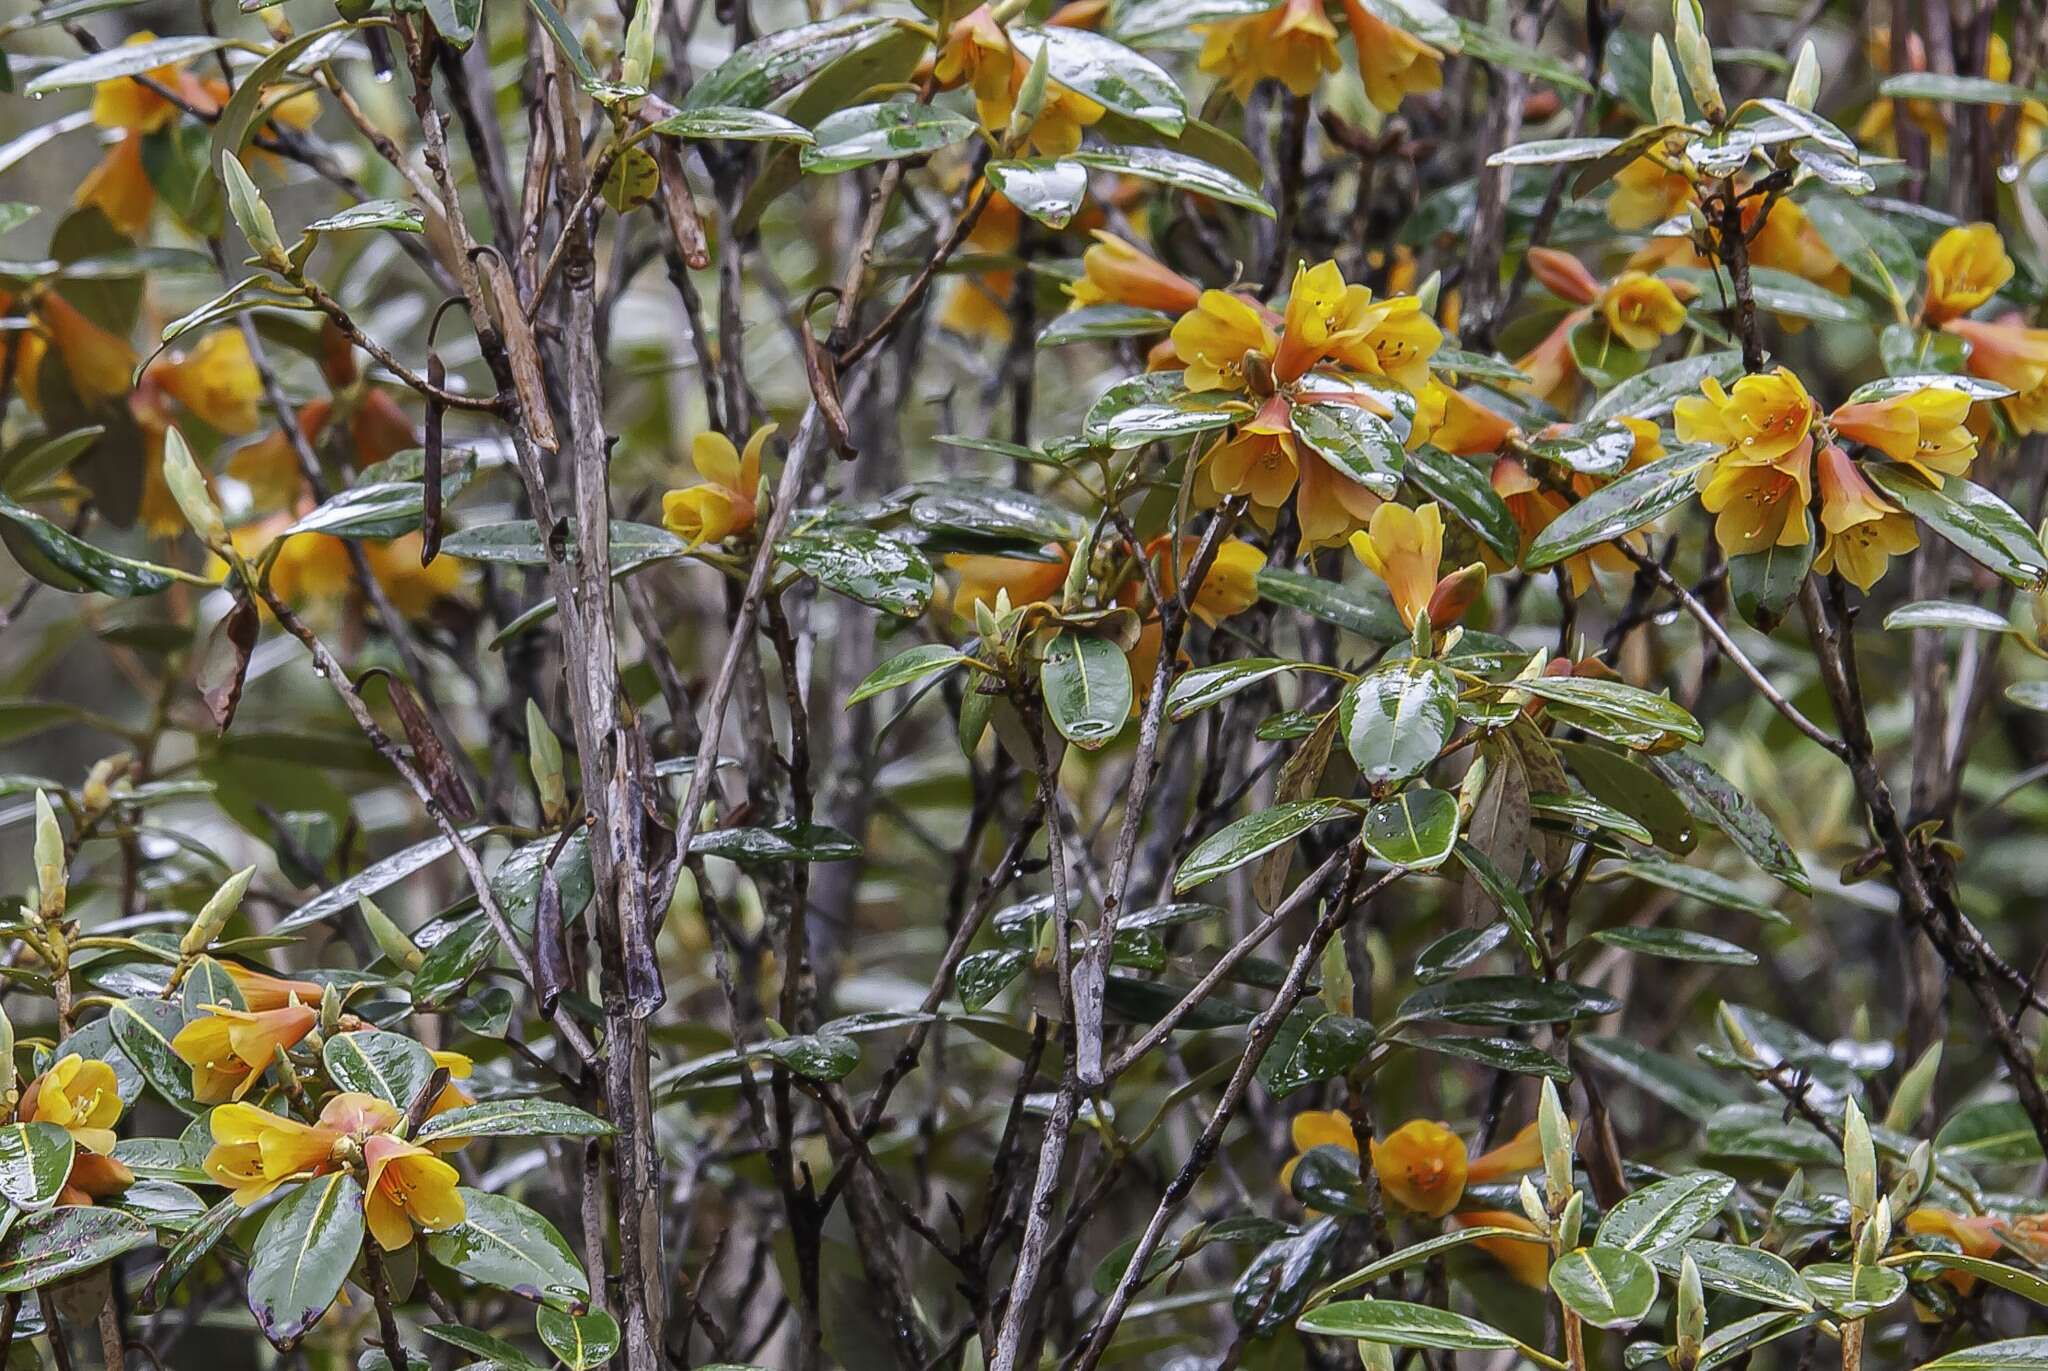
left=1325, top=294, right=1442, bottom=394
left=1748, top=199, right=1848, bottom=296
left=934, top=4, right=1104, bottom=155
left=222, top=963, right=327, bottom=1014
left=363, top=1133, right=466, bottom=1250
left=201, top=1102, right=343, bottom=1207
left=422, top=1049, right=475, bottom=1151
left=1207, top=416, right=1300, bottom=511
left=171, top=1002, right=318, bottom=1104
left=1829, top=386, right=1976, bottom=481
left=1294, top=436, right=1384, bottom=550
left=20, top=1055, right=122, bottom=1156
left=1493, top=457, right=1625, bottom=598
left=1368, top=1119, right=1469, bottom=1217
left=1697, top=447, right=1814, bottom=556
left=1068, top=232, right=1201, bottom=315
left=1170, top=290, right=1278, bottom=393
left=75, top=134, right=156, bottom=237
left=1945, top=316, right=2048, bottom=434
left=1923, top=224, right=2014, bottom=325
left=1275, top=259, right=1367, bottom=382
left=946, top=545, right=1071, bottom=618
left=366, top=533, right=464, bottom=620
left=1816, top=509, right=1918, bottom=591
left=154, top=329, right=264, bottom=436
left=1350, top=502, right=1443, bottom=629
left=89, top=32, right=191, bottom=134
left=35, top=292, right=138, bottom=407
left=1673, top=368, right=1817, bottom=466
left=1149, top=536, right=1266, bottom=626
left=663, top=424, right=774, bottom=550
left=1198, top=0, right=1343, bottom=101
left=1598, top=272, right=1690, bottom=351
left=262, top=527, right=355, bottom=604
left=1816, top=443, right=1893, bottom=533
left=1340, top=0, right=1442, bottom=112
left=1607, top=155, right=1692, bottom=232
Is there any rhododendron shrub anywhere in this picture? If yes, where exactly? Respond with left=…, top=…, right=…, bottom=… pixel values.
left=0, top=1, right=2044, bottom=1368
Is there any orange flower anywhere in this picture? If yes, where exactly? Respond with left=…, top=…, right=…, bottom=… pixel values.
left=75, top=134, right=156, bottom=237
left=1513, top=310, right=1588, bottom=411
left=1828, top=385, right=1976, bottom=481
left=1697, top=447, right=1814, bottom=556
left=1526, top=249, right=1602, bottom=307
left=1147, top=536, right=1266, bottom=626
left=1923, top=224, right=2014, bottom=325
left=1607, top=155, right=1692, bottom=232
left=89, top=32, right=208, bottom=134
left=171, top=1002, right=318, bottom=1103
left=1369, top=1119, right=1469, bottom=1217
left=222, top=964, right=327, bottom=1013
left=34, top=292, right=138, bottom=406
left=1340, top=0, right=1442, bottom=112
left=1452, top=1210, right=1550, bottom=1286
left=1494, top=458, right=1622, bottom=597
left=58, top=1152, right=135, bottom=1208
left=1198, top=0, right=1343, bottom=100
left=1413, top=381, right=1517, bottom=456
left=940, top=191, right=1023, bottom=343
left=1747, top=199, right=1848, bottom=296
left=1946, top=316, right=2048, bottom=434
left=1904, top=1207, right=2002, bottom=1293
left=201, top=1102, right=344, bottom=1206
left=1068, top=233, right=1201, bottom=315
left=663, top=424, right=775, bottom=551
left=946, top=545, right=1071, bottom=617
left=1349, top=502, right=1443, bottom=629
left=152, top=329, right=264, bottom=436
left=1598, top=272, right=1691, bottom=350
left=1815, top=506, right=1918, bottom=591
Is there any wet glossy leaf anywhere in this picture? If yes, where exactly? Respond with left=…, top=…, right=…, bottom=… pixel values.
left=0, top=494, right=181, bottom=596
left=1166, top=657, right=1314, bottom=720
left=1488, top=136, right=1623, bottom=166
left=1554, top=741, right=1695, bottom=853
left=1879, top=72, right=2038, bottom=105
left=1518, top=675, right=1702, bottom=746
left=1176, top=799, right=1355, bottom=891
left=1041, top=630, right=1131, bottom=749
left=1650, top=1239, right=1812, bottom=1310
left=323, top=1029, right=437, bottom=1109
left=1402, top=445, right=1518, bottom=563
left=1524, top=450, right=1712, bottom=568
left=1390, top=1030, right=1571, bottom=1079
left=799, top=101, right=978, bottom=175
left=648, top=106, right=814, bottom=144
left=1255, top=567, right=1406, bottom=642
left=1596, top=1172, right=1734, bottom=1253
left=539, top=1307, right=622, bottom=1370
left=1342, top=664, right=1455, bottom=786
left=109, top=996, right=198, bottom=1115
left=776, top=527, right=933, bottom=616
left=692, top=821, right=862, bottom=865
left=0, top=1123, right=72, bottom=1212
left=1936, top=1100, right=2045, bottom=1164
left=1010, top=26, right=1184, bottom=133
left=1064, top=146, right=1272, bottom=217
left=1804, top=1261, right=1907, bottom=1319
left=1297, top=1299, right=1518, bottom=1350
left=1082, top=370, right=1245, bottom=448
left=416, top=1099, right=616, bottom=1145
left=984, top=158, right=1090, bottom=229
left=1398, top=975, right=1619, bottom=1026
left=1290, top=403, right=1406, bottom=499
left=426, top=1188, right=588, bottom=1312
left=684, top=16, right=898, bottom=109
left=848, top=644, right=967, bottom=704
left=1593, top=926, right=1757, bottom=965
left=1587, top=352, right=1743, bottom=423
left=303, top=199, right=424, bottom=235
left=1549, top=1245, right=1658, bottom=1329
left=1884, top=600, right=2013, bottom=633
left=26, top=35, right=227, bottom=93
left=1913, top=1337, right=2048, bottom=1369
left=958, top=948, right=1030, bottom=1013
left=1889, top=1252, right=2048, bottom=1307
left=1037, top=303, right=1177, bottom=346
left=1867, top=464, right=2048, bottom=589
left=246, top=1174, right=364, bottom=1348
left=0, top=1204, right=150, bottom=1293
left=1648, top=750, right=1811, bottom=894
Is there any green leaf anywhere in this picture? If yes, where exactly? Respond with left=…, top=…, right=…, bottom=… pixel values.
left=1662, top=265, right=1862, bottom=323
left=1064, top=146, right=1273, bottom=217
left=1037, top=304, right=1177, bottom=346
left=415, top=1099, right=616, bottom=1145
left=442, top=520, right=685, bottom=567
left=910, top=483, right=1087, bottom=543
left=273, top=827, right=490, bottom=932
left=1390, top=1029, right=1571, bottom=1079
left=957, top=948, right=1030, bottom=1013
left=1530, top=790, right=1654, bottom=844
left=1651, top=1239, right=1812, bottom=1310
left=1342, top=663, right=1456, bottom=786
left=1867, top=464, right=2048, bottom=590
left=26, top=35, right=227, bottom=94
left=1888, top=1252, right=2048, bottom=1307
left=1452, top=17, right=1591, bottom=92
left=1112, top=0, right=1274, bottom=39
left=1398, top=974, right=1619, bottom=1026
left=1176, top=799, right=1355, bottom=891
left=0, top=494, right=184, bottom=596
left=848, top=644, right=967, bottom=704
left=323, top=1029, right=437, bottom=1110
left=799, top=101, right=978, bottom=175
left=1914, top=1338, right=2048, bottom=1370
left=140, top=1193, right=243, bottom=1312
left=692, top=821, right=863, bottom=865
left=1296, top=1299, right=1519, bottom=1351
left=1803, top=1261, right=1907, bottom=1319
left=648, top=106, right=815, bottom=144
left=1704, top=1103, right=1835, bottom=1165
left=2008, top=681, right=2048, bottom=712
left=539, top=1307, right=622, bottom=1371
left=109, top=997, right=198, bottom=1115
left=1647, top=750, right=1811, bottom=894
left=683, top=16, right=898, bottom=110
left=1255, top=567, right=1406, bottom=642
left=1517, top=675, right=1702, bottom=746
left=0, top=1205, right=150, bottom=1294
left=425, top=1188, right=590, bottom=1312
left=1595, top=1172, right=1734, bottom=1253
left=1082, top=371, right=1245, bottom=448
left=1884, top=600, right=2013, bottom=633
left=1402, top=445, right=1519, bottom=563
left=1041, top=631, right=1132, bottom=749
left=775, top=527, right=933, bottom=616
left=1487, top=136, right=1624, bottom=166
left=284, top=471, right=467, bottom=541
left=1936, top=1100, right=2045, bottom=1165
left=1290, top=402, right=1407, bottom=500
left=1578, top=1034, right=1741, bottom=1122
left=1313, top=1226, right=1549, bottom=1304
left=1879, top=72, right=2041, bottom=105
left=246, top=1174, right=365, bottom=1349
left=1526, top=421, right=1639, bottom=477
left=1523, top=449, right=1713, bottom=569
left=1593, top=926, right=1757, bottom=965
left=1728, top=533, right=1813, bottom=627
left=0, top=1123, right=73, bottom=1212
left=302, top=199, right=425, bottom=235
left=1549, top=1245, right=1659, bottom=1329
left=1362, top=788, right=1458, bottom=870
left=1166, top=658, right=1313, bottom=720
left=1009, top=26, right=1185, bottom=133
left=1587, top=352, right=1744, bottom=423
left=984, top=159, right=1090, bottom=230
left=1554, top=741, right=1696, bottom=853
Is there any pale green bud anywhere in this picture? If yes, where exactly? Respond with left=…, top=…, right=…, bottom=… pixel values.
left=1672, top=0, right=1724, bottom=122
left=1650, top=35, right=1686, bottom=128
left=162, top=427, right=230, bottom=551
left=358, top=895, right=425, bottom=973
left=1676, top=1253, right=1706, bottom=1367
left=1786, top=39, right=1820, bottom=111
left=1843, top=1098, right=1877, bottom=1228
left=1539, top=1078, right=1573, bottom=1208
left=1887, top=1139, right=1933, bottom=1215
left=1555, top=1189, right=1583, bottom=1249
left=33, top=792, right=64, bottom=920
left=1007, top=41, right=1052, bottom=147
left=526, top=699, right=567, bottom=825
left=1884, top=1041, right=1942, bottom=1133
left=181, top=864, right=255, bottom=956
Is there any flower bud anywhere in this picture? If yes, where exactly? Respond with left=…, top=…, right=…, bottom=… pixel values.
left=1786, top=39, right=1820, bottom=111
left=1884, top=1041, right=1941, bottom=1132
left=181, top=865, right=255, bottom=956
left=1854, top=1195, right=1890, bottom=1265
left=1650, top=34, right=1686, bottom=128
left=1518, top=1175, right=1550, bottom=1233
left=1843, top=1098, right=1877, bottom=1229
left=1671, top=0, right=1724, bottom=122
left=1006, top=41, right=1051, bottom=148
left=1555, top=1189, right=1583, bottom=1249
left=358, top=895, right=425, bottom=973
left=1676, top=1253, right=1706, bottom=1367
left=1539, top=1078, right=1573, bottom=1209
left=1888, top=1138, right=1933, bottom=1215
left=526, top=699, right=567, bottom=825
left=320, top=982, right=344, bottom=1036
left=1716, top=1001, right=1759, bottom=1063
left=33, top=791, right=64, bottom=921
left=162, top=426, right=230, bottom=551
left=1426, top=562, right=1488, bottom=630
left=0, top=1002, right=16, bottom=1102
